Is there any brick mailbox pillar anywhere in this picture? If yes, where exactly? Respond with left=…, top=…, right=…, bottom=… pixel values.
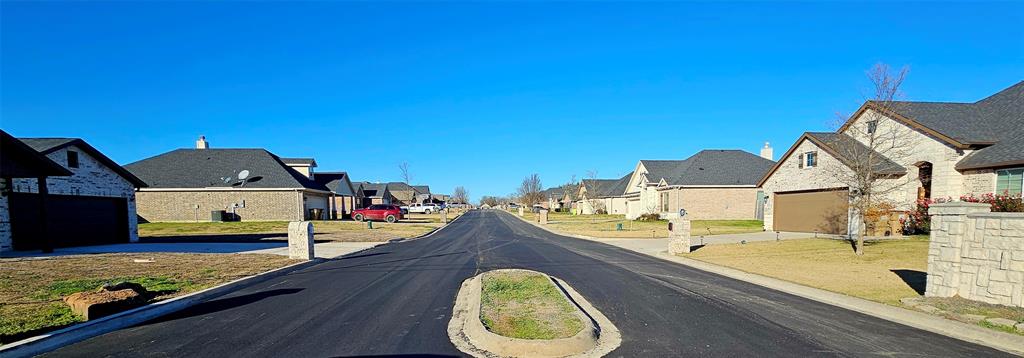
left=539, top=209, right=549, bottom=225
left=518, top=207, right=524, bottom=217
left=288, top=221, right=315, bottom=260
left=441, top=209, right=449, bottom=224
left=667, top=211, right=692, bottom=255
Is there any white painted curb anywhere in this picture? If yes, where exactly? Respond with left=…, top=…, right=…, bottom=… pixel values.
left=0, top=258, right=324, bottom=358
left=506, top=210, right=1024, bottom=356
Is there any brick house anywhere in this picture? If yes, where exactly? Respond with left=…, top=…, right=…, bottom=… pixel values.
left=622, top=149, right=775, bottom=220
left=759, top=80, right=1024, bottom=235
left=126, top=138, right=332, bottom=222
left=354, top=182, right=394, bottom=207
left=576, top=172, right=632, bottom=215
left=1, top=132, right=147, bottom=252
left=313, top=172, right=356, bottom=219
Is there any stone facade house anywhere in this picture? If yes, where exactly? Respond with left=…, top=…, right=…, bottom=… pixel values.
left=540, top=185, right=577, bottom=212
left=313, top=172, right=356, bottom=219
left=126, top=140, right=332, bottom=222
left=1, top=133, right=147, bottom=252
left=576, top=172, right=632, bottom=215
left=759, top=80, right=1024, bottom=235
left=623, top=149, right=775, bottom=220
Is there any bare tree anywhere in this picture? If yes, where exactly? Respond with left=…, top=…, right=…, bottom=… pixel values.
left=581, top=170, right=607, bottom=215
left=517, top=174, right=544, bottom=206
left=399, top=162, right=412, bottom=184
left=452, top=186, right=468, bottom=205
left=823, top=63, right=918, bottom=255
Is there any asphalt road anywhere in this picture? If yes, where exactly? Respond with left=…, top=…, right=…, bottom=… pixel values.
left=46, top=210, right=1011, bottom=357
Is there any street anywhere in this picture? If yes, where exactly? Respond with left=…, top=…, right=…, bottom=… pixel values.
left=47, top=210, right=1010, bottom=357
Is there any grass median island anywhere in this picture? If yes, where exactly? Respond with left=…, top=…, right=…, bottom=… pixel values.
left=0, top=253, right=297, bottom=344
left=519, top=211, right=763, bottom=238
left=683, top=236, right=929, bottom=305
left=479, top=271, right=583, bottom=340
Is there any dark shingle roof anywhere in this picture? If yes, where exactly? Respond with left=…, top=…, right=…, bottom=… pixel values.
left=412, top=185, right=430, bottom=195
left=313, top=172, right=354, bottom=196
left=641, top=150, right=774, bottom=186
left=19, top=137, right=147, bottom=187
left=1, top=130, right=72, bottom=178
left=360, top=182, right=387, bottom=197
left=581, top=172, right=633, bottom=198
left=877, top=81, right=1024, bottom=169
left=125, top=149, right=327, bottom=190
left=805, top=132, right=907, bottom=175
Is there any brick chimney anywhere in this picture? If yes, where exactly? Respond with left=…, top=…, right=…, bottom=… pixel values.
left=760, top=142, right=773, bottom=161
left=196, top=136, right=209, bottom=149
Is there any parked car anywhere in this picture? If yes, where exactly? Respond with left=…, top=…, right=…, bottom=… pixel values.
left=352, top=204, right=403, bottom=223
left=406, top=203, right=442, bottom=214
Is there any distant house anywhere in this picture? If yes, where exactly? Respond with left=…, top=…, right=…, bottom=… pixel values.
left=540, top=185, right=577, bottom=212
left=576, top=172, right=632, bottom=215
left=412, top=185, right=431, bottom=204
left=313, top=172, right=356, bottom=219
left=354, top=182, right=394, bottom=207
left=1, top=131, right=147, bottom=252
left=387, top=182, right=417, bottom=206
left=759, top=81, right=1024, bottom=235
left=623, top=149, right=775, bottom=220
left=126, top=137, right=332, bottom=222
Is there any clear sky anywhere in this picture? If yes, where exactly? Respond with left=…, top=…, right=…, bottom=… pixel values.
left=2, top=2, right=1021, bottom=201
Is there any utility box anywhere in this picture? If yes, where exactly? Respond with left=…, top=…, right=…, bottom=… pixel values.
left=211, top=210, right=226, bottom=222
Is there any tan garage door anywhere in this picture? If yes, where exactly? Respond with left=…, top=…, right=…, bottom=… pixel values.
left=774, top=189, right=849, bottom=234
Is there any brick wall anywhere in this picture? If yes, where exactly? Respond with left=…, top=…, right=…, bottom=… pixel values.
left=137, top=190, right=303, bottom=222
left=926, top=202, right=1024, bottom=307
left=6, top=145, right=139, bottom=247
left=676, top=187, right=759, bottom=220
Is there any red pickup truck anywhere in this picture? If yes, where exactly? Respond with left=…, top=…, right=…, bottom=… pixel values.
left=352, top=204, right=403, bottom=223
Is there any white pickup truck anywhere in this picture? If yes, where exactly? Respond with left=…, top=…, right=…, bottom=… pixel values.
left=403, top=203, right=442, bottom=214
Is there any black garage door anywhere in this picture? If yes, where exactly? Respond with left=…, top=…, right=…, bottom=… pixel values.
left=9, top=193, right=129, bottom=251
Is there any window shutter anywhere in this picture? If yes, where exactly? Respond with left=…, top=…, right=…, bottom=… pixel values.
left=798, top=153, right=804, bottom=169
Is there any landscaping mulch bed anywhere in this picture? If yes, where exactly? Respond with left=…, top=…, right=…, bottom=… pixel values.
left=0, top=253, right=297, bottom=344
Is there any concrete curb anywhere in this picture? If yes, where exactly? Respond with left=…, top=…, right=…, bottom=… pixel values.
left=0, top=258, right=325, bottom=358
left=447, top=269, right=620, bottom=358
left=508, top=211, right=1024, bottom=356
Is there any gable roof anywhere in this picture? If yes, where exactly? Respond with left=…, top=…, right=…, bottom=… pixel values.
left=313, top=172, right=354, bottom=196
left=581, top=172, right=633, bottom=198
left=841, top=80, right=1024, bottom=169
left=281, top=157, right=317, bottom=166
left=639, top=150, right=775, bottom=187
left=756, top=132, right=906, bottom=187
left=0, top=130, right=72, bottom=178
left=359, top=182, right=388, bottom=198
left=125, top=149, right=327, bottom=191
left=412, top=185, right=430, bottom=195
left=19, top=137, right=147, bottom=187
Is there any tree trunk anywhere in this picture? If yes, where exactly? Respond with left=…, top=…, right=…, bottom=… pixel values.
left=856, top=219, right=866, bottom=255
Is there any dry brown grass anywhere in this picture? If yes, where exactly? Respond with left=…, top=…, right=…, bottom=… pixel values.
left=518, top=211, right=763, bottom=238
left=479, top=270, right=583, bottom=340
left=684, top=237, right=929, bottom=305
left=0, top=253, right=297, bottom=343
left=139, top=219, right=443, bottom=243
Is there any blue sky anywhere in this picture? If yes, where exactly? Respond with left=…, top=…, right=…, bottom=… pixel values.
left=2, top=2, right=1021, bottom=201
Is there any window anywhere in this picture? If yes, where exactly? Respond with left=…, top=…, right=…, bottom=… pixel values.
left=660, top=192, right=670, bottom=212
left=866, top=120, right=879, bottom=134
left=801, top=151, right=818, bottom=168
left=67, top=151, right=79, bottom=168
left=996, top=168, right=1024, bottom=196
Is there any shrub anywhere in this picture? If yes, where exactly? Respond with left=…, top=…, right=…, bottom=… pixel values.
left=905, top=197, right=951, bottom=234
left=595, top=208, right=608, bottom=215
left=635, top=213, right=660, bottom=222
left=960, top=192, right=1024, bottom=213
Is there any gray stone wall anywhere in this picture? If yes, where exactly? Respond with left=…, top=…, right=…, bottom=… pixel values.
left=926, top=202, right=1024, bottom=307
left=6, top=145, right=139, bottom=248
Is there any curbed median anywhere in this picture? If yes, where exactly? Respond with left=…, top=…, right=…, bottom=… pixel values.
left=447, top=269, right=620, bottom=358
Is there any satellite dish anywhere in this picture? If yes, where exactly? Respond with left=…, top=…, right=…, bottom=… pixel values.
left=238, top=170, right=251, bottom=180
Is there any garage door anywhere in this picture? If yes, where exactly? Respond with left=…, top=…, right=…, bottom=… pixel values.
left=773, top=189, right=849, bottom=234
left=9, top=193, right=129, bottom=251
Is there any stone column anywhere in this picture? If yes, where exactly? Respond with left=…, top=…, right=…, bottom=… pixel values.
left=288, top=221, right=315, bottom=260
left=667, top=213, right=692, bottom=255
left=925, top=202, right=990, bottom=298
left=539, top=209, right=549, bottom=225
left=441, top=210, right=448, bottom=224
left=518, top=207, right=524, bottom=217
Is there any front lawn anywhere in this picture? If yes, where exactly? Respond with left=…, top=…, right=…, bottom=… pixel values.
left=140, top=219, right=443, bottom=242
left=684, top=237, right=929, bottom=305
left=519, top=211, right=763, bottom=238
left=0, top=253, right=297, bottom=344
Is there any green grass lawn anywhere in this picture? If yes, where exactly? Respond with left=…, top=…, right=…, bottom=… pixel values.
left=0, top=253, right=297, bottom=344
left=519, top=211, right=763, bottom=238
left=479, top=270, right=583, bottom=340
